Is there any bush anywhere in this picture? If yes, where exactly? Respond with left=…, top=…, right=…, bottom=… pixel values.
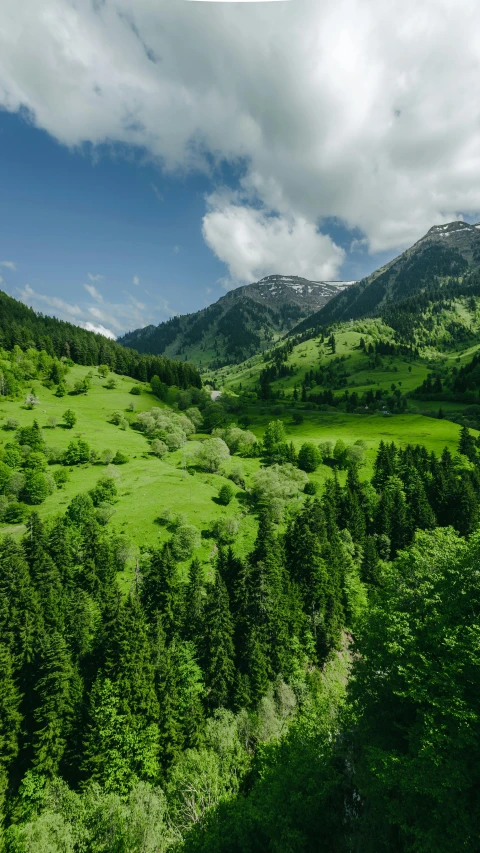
left=211, top=516, right=239, bottom=544
left=112, top=450, right=129, bottom=465
left=171, top=524, right=201, bottom=560
left=218, top=483, right=235, bottom=505
left=304, top=481, right=317, bottom=495
left=89, top=475, right=118, bottom=507
left=62, top=409, right=77, bottom=429
left=151, top=439, right=168, bottom=458
left=5, top=418, right=19, bottom=430
left=105, top=377, right=117, bottom=389
left=196, top=438, right=230, bottom=472
left=130, top=385, right=142, bottom=395
left=3, top=501, right=28, bottom=523
left=22, top=470, right=50, bottom=505
left=298, top=443, right=321, bottom=473
left=53, top=469, right=69, bottom=488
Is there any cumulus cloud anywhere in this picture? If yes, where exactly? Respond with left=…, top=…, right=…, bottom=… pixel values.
left=203, top=196, right=344, bottom=284
left=84, top=283, right=103, bottom=302
left=16, top=282, right=163, bottom=337
left=0, top=261, right=16, bottom=270
left=1, top=0, right=480, bottom=269
left=78, top=321, right=116, bottom=340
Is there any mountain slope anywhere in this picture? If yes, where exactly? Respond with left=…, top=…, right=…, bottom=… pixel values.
left=0, top=288, right=201, bottom=389
left=118, top=275, right=356, bottom=369
left=292, top=221, right=480, bottom=334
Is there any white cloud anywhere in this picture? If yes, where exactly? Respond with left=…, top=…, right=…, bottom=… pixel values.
left=151, top=183, right=163, bottom=201
left=0, top=261, right=16, bottom=271
left=133, top=275, right=140, bottom=286
left=203, top=197, right=344, bottom=285
left=17, top=282, right=158, bottom=337
left=78, top=320, right=116, bottom=339
left=173, top=245, right=180, bottom=254
left=84, top=282, right=103, bottom=302
left=18, top=284, right=81, bottom=317
left=87, top=272, right=104, bottom=282
left=1, top=0, right=480, bottom=264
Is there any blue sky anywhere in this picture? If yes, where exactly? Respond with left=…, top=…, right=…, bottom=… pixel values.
left=1, top=0, right=479, bottom=338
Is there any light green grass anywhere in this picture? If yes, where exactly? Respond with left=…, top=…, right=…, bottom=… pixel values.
left=0, top=366, right=259, bottom=576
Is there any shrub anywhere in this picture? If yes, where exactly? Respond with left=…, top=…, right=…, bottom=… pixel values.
left=304, top=481, right=317, bottom=495
left=5, top=418, right=19, bottom=430
left=130, top=385, right=141, bottom=395
left=53, top=469, right=69, bottom=488
left=62, top=409, right=77, bottom=429
left=105, top=377, right=117, bottom=389
left=218, top=483, right=235, bottom=506
left=4, top=502, right=28, bottom=523
left=89, top=475, right=118, bottom=507
left=112, top=450, right=129, bottom=465
left=171, top=524, right=201, bottom=560
left=196, top=438, right=230, bottom=472
left=298, top=443, right=321, bottom=473
left=151, top=439, right=168, bottom=458
left=211, top=516, right=239, bottom=544
left=22, top=470, right=50, bottom=505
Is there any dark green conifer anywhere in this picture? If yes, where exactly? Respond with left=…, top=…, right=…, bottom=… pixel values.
left=202, top=571, right=236, bottom=710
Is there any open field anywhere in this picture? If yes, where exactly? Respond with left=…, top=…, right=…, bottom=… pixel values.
left=0, top=365, right=259, bottom=579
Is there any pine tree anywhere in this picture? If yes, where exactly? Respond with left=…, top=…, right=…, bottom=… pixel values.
left=182, top=558, right=205, bottom=648
left=33, top=633, right=81, bottom=776
left=459, top=425, right=477, bottom=462
left=141, top=544, right=179, bottom=638
left=82, top=674, right=159, bottom=795
left=0, top=643, right=23, bottom=815
left=103, top=595, right=159, bottom=723
left=202, top=571, right=236, bottom=710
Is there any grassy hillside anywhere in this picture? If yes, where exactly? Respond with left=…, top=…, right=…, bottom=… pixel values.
left=1, top=359, right=472, bottom=588
left=0, top=365, right=257, bottom=580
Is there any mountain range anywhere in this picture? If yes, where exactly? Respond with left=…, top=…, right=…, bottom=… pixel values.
left=119, top=221, right=480, bottom=369
left=293, top=220, right=480, bottom=334
left=117, top=275, right=356, bottom=369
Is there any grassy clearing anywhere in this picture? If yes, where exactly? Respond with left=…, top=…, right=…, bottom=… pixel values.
left=0, top=366, right=259, bottom=578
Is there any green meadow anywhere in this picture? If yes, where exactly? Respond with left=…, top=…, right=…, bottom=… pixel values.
left=1, top=362, right=473, bottom=585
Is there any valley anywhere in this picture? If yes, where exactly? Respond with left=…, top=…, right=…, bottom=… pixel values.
left=2, top=222, right=480, bottom=852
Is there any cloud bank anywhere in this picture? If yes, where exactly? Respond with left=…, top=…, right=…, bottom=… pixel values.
left=1, top=0, right=480, bottom=283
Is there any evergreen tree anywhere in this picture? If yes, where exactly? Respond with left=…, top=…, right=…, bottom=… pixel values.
left=202, top=571, right=236, bottom=710
left=0, top=643, right=23, bottom=817
left=103, top=595, right=159, bottom=724
left=141, top=544, right=179, bottom=638
left=33, top=633, right=81, bottom=777
left=459, top=424, right=477, bottom=462
left=182, top=558, right=205, bottom=648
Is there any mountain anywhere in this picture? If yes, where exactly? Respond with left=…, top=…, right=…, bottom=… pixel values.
left=118, top=274, right=356, bottom=369
left=292, top=220, right=480, bottom=334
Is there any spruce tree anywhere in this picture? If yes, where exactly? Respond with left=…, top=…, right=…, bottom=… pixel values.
left=103, top=595, right=159, bottom=723
left=202, top=571, right=236, bottom=710
left=33, top=633, right=81, bottom=777
left=0, top=643, right=23, bottom=816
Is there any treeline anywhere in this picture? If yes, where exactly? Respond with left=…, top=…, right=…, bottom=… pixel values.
left=0, top=290, right=201, bottom=389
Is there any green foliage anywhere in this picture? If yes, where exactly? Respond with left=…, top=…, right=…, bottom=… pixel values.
left=217, top=484, right=234, bottom=506
left=297, top=442, right=321, bottom=472
left=62, top=409, right=76, bottom=429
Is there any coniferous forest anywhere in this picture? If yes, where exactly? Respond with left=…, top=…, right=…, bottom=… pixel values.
left=1, top=288, right=480, bottom=852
